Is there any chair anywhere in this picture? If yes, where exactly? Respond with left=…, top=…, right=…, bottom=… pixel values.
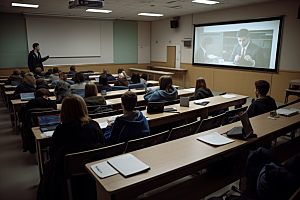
left=31, top=110, right=61, bottom=127
left=88, top=110, right=118, bottom=119
left=118, top=105, right=146, bottom=114
left=164, top=99, right=180, bottom=106
left=221, top=106, right=248, bottom=126
left=128, top=83, right=147, bottom=90
left=197, top=113, right=225, bottom=133
left=111, top=86, right=128, bottom=91
left=64, top=143, right=126, bottom=200
left=167, top=120, right=201, bottom=141
left=124, top=131, right=169, bottom=153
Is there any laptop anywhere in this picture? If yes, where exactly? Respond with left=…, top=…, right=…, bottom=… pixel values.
left=226, top=111, right=254, bottom=139
left=147, top=102, right=165, bottom=113
left=38, top=114, right=61, bottom=132
left=20, top=92, right=35, bottom=101
left=11, top=80, right=21, bottom=86
left=95, top=77, right=99, bottom=82
left=72, top=89, right=85, bottom=98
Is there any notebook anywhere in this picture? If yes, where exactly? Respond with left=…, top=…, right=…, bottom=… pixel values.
left=20, top=92, right=35, bottom=101
left=38, top=114, right=61, bottom=132
left=72, top=89, right=85, bottom=98
left=107, top=154, right=150, bottom=177
left=91, top=161, right=119, bottom=179
left=276, top=109, right=299, bottom=117
left=197, top=132, right=234, bottom=146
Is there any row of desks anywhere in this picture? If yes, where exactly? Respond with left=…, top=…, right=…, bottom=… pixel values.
left=85, top=102, right=300, bottom=200
left=32, top=94, right=248, bottom=178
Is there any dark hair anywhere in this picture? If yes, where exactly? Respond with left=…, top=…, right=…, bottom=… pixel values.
left=74, top=73, right=85, bottom=84
left=159, top=75, right=174, bottom=93
left=23, top=75, right=36, bottom=86
left=121, top=91, right=137, bottom=111
left=20, top=71, right=26, bottom=77
left=131, top=72, right=140, bottom=84
left=53, top=67, right=59, bottom=74
left=32, top=43, right=39, bottom=50
left=202, top=37, right=213, bottom=47
left=48, top=69, right=53, bottom=73
left=141, top=74, right=147, bottom=81
left=36, top=88, right=51, bottom=98
left=99, top=74, right=109, bottom=87
left=194, top=77, right=207, bottom=96
left=36, top=78, right=46, bottom=85
left=255, top=80, right=270, bottom=96
left=59, top=73, right=67, bottom=81
left=118, top=68, right=124, bottom=74
left=236, top=29, right=250, bottom=38
left=13, top=69, right=21, bottom=75
left=103, top=68, right=109, bottom=75
left=70, top=65, right=75, bottom=71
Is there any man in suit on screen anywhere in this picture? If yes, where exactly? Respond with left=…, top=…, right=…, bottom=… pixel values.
left=229, top=29, right=265, bottom=67
left=195, top=37, right=214, bottom=63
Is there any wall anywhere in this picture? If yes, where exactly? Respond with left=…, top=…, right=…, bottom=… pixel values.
left=151, top=0, right=300, bottom=103
left=138, top=21, right=151, bottom=64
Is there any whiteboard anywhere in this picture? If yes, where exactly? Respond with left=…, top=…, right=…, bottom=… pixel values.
left=26, top=17, right=101, bottom=58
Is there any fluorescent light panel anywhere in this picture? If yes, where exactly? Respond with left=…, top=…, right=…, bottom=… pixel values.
left=11, top=3, right=39, bottom=8
left=192, top=0, right=219, bottom=5
left=138, top=13, right=163, bottom=17
left=86, top=9, right=112, bottom=13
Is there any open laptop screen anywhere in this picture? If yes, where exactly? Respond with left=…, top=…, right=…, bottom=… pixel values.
left=239, top=112, right=253, bottom=139
left=95, top=77, right=99, bottom=82
left=11, top=80, right=21, bottom=86
left=72, top=89, right=85, bottom=98
left=20, top=92, right=35, bottom=100
left=38, top=114, right=60, bottom=126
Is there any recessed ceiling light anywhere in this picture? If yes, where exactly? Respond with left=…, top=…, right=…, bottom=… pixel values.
left=192, top=0, right=219, bottom=5
left=86, top=9, right=112, bottom=13
left=11, top=3, right=39, bottom=8
left=138, top=13, right=163, bottom=17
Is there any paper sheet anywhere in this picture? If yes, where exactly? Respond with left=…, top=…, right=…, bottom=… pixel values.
left=184, top=88, right=195, bottom=92
left=222, top=94, right=236, bottom=98
left=99, top=122, right=108, bottom=129
left=290, top=108, right=300, bottom=113
left=194, top=99, right=210, bottom=104
left=106, top=100, right=112, bottom=105
left=91, top=161, right=119, bottom=179
left=276, top=109, right=298, bottom=116
left=43, top=130, right=54, bottom=137
left=197, top=132, right=234, bottom=146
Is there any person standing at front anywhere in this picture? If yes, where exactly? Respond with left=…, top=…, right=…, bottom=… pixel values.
left=28, top=43, right=49, bottom=72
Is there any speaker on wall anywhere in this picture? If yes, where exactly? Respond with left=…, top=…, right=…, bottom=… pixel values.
left=170, top=20, right=178, bottom=28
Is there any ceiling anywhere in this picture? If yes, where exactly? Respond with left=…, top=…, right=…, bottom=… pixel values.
left=0, top=0, right=278, bottom=21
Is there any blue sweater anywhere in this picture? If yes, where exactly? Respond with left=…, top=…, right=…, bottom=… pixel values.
left=144, top=86, right=178, bottom=102
left=104, top=111, right=150, bottom=146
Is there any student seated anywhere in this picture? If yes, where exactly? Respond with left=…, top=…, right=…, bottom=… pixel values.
left=34, top=67, right=46, bottom=79
left=36, top=78, right=49, bottom=90
left=247, top=80, right=277, bottom=118
left=51, top=73, right=74, bottom=86
left=45, top=68, right=52, bottom=77
left=117, top=68, right=130, bottom=80
left=54, top=81, right=71, bottom=104
left=193, top=77, right=213, bottom=100
left=49, top=67, right=59, bottom=81
left=114, top=72, right=129, bottom=87
left=83, top=82, right=106, bottom=106
left=14, top=75, right=36, bottom=95
left=130, top=72, right=140, bottom=84
left=144, top=75, right=178, bottom=102
left=104, top=91, right=150, bottom=145
left=117, top=68, right=124, bottom=76
left=68, top=65, right=77, bottom=74
left=5, top=69, right=23, bottom=85
left=99, top=74, right=113, bottom=92
left=140, top=73, right=153, bottom=87
left=70, top=73, right=86, bottom=90
left=103, top=68, right=115, bottom=81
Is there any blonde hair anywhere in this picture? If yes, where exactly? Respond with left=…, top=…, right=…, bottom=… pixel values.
left=60, top=94, right=91, bottom=127
left=159, top=75, right=174, bottom=93
left=84, top=82, right=98, bottom=98
left=35, top=67, right=42, bottom=74
left=24, top=72, right=34, bottom=77
left=194, top=77, right=207, bottom=96
left=23, top=75, right=36, bottom=86
left=59, top=73, right=67, bottom=81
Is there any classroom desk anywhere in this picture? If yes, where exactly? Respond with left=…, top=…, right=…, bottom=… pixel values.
left=0, top=76, right=9, bottom=78
left=148, top=66, right=187, bottom=88
left=129, top=68, right=174, bottom=80
left=85, top=102, right=300, bottom=200
left=0, top=83, right=5, bottom=103
left=0, top=78, right=7, bottom=83
left=285, top=80, right=300, bottom=103
left=32, top=94, right=247, bottom=179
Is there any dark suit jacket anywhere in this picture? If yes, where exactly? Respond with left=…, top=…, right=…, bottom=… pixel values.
left=229, top=42, right=264, bottom=67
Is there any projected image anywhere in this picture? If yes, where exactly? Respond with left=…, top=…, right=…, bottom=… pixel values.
left=193, top=17, right=282, bottom=72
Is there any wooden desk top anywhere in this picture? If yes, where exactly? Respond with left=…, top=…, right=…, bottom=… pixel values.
left=11, top=96, right=56, bottom=105
left=0, top=83, right=4, bottom=86
left=148, top=66, right=187, bottom=73
left=0, top=76, right=9, bottom=78
left=85, top=102, right=300, bottom=193
left=285, top=89, right=300, bottom=94
left=129, top=68, right=174, bottom=76
left=289, top=80, right=300, bottom=86
left=5, top=89, right=55, bottom=96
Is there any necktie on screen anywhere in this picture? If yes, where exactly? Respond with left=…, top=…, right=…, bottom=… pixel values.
left=241, top=48, right=245, bottom=57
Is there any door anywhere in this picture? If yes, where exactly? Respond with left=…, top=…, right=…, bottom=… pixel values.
left=166, top=46, right=176, bottom=68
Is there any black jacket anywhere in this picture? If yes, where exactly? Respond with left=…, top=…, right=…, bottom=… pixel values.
left=28, top=50, right=48, bottom=72
left=36, top=82, right=50, bottom=90
left=49, top=120, right=105, bottom=160
left=193, top=88, right=213, bottom=100
left=14, top=83, right=36, bottom=95
left=247, top=96, right=277, bottom=118
left=83, top=96, right=106, bottom=106
left=5, top=74, right=23, bottom=85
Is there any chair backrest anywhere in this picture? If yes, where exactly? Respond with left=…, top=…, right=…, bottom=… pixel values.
left=197, top=113, right=225, bottom=133
left=125, top=131, right=169, bottom=153
left=164, top=99, right=180, bottom=106
left=167, top=120, right=201, bottom=141
left=64, top=142, right=126, bottom=178
left=111, top=86, right=128, bottom=91
left=278, top=98, right=300, bottom=109
left=31, top=110, right=61, bottom=127
left=128, top=83, right=147, bottom=90
left=88, top=110, right=118, bottom=119
left=117, top=105, right=146, bottom=114
left=221, top=106, right=248, bottom=126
